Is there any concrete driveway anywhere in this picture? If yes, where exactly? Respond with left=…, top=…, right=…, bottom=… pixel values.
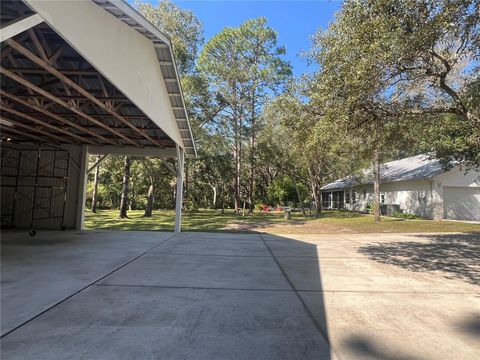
left=1, top=230, right=479, bottom=359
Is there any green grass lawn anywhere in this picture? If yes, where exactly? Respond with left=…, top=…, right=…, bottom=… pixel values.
left=84, top=208, right=283, bottom=232
left=84, top=209, right=480, bottom=234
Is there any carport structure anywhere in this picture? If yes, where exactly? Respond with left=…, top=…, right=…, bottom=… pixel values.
left=0, top=0, right=195, bottom=232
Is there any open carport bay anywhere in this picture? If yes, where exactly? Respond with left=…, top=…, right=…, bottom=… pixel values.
left=1, top=230, right=479, bottom=360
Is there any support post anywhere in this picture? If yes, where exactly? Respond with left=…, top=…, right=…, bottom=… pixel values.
left=76, top=145, right=88, bottom=230
left=174, top=145, right=185, bottom=233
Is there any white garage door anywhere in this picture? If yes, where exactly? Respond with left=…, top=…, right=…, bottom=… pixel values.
left=443, top=186, right=480, bottom=221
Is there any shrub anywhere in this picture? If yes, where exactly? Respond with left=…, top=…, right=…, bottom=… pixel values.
left=365, top=201, right=374, bottom=214
left=391, top=212, right=422, bottom=220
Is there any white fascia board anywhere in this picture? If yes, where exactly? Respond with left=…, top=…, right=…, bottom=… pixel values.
left=24, top=0, right=184, bottom=148
left=1, top=13, right=43, bottom=42
left=103, top=0, right=171, bottom=45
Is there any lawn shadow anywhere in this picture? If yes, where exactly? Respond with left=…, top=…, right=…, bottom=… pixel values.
left=358, top=232, right=480, bottom=285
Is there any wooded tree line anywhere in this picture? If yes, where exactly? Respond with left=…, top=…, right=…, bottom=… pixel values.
left=87, top=0, right=479, bottom=221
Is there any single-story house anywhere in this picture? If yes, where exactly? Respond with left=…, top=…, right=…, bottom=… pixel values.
left=320, top=155, right=480, bottom=221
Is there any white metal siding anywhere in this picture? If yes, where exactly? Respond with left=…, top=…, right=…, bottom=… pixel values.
left=1, top=145, right=82, bottom=230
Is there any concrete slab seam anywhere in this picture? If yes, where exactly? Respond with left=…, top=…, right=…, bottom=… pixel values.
left=151, top=253, right=272, bottom=258
left=94, top=283, right=296, bottom=292
left=335, top=234, right=364, bottom=245
left=0, top=232, right=178, bottom=339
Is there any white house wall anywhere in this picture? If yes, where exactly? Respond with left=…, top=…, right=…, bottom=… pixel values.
left=434, top=166, right=480, bottom=187
left=24, top=0, right=184, bottom=148
left=344, top=180, right=435, bottom=218
left=338, top=166, right=480, bottom=220
left=435, top=166, right=480, bottom=221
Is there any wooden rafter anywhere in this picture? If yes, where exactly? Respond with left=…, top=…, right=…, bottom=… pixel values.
left=27, top=28, right=48, bottom=61
left=1, top=47, right=14, bottom=60
left=48, top=42, right=68, bottom=65
left=50, top=124, right=157, bottom=131
left=0, top=105, right=94, bottom=145
left=19, top=110, right=149, bottom=120
left=0, top=66, right=137, bottom=146
left=18, top=93, right=130, bottom=102
left=66, top=126, right=173, bottom=143
left=7, top=67, right=101, bottom=76
left=0, top=90, right=114, bottom=145
left=6, top=39, right=165, bottom=148
left=0, top=116, right=69, bottom=144
left=1, top=126, right=47, bottom=143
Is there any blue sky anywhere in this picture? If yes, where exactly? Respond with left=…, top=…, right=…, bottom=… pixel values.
left=143, top=1, right=343, bottom=76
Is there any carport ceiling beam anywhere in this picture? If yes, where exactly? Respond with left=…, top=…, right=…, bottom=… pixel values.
left=0, top=89, right=115, bottom=146
left=1, top=105, right=95, bottom=145
left=6, top=39, right=165, bottom=149
left=0, top=14, right=43, bottom=43
left=0, top=116, right=68, bottom=143
left=7, top=68, right=118, bottom=76
left=0, top=66, right=134, bottom=146
left=19, top=94, right=136, bottom=103
left=1, top=126, right=48, bottom=143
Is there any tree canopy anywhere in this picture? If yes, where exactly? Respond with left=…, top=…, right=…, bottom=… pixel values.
left=89, top=0, right=479, bottom=219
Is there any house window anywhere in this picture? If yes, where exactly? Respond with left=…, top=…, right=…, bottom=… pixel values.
left=380, top=193, right=386, bottom=204
left=352, top=191, right=357, bottom=204
left=345, top=190, right=351, bottom=204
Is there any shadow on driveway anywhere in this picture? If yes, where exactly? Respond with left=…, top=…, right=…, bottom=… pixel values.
left=343, top=335, right=427, bottom=360
left=358, top=233, right=480, bottom=285
left=1, top=231, right=335, bottom=360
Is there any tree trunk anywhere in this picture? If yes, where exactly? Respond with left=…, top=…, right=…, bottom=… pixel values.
left=248, top=139, right=255, bottom=213
left=130, top=178, right=136, bottom=210
left=309, top=168, right=321, bottom=216
left=311, top=182, right=321, bottom=216
left=373, top=149, right=381, bottom=223
left=234, top=134, right=241, bottom=214
left=234, top=143, right=240, bottom=213
left=91, top=154, right=100, bottom=213
left=208, top=184, right=217, bottom=208
left=248, top=95, right=256, bottom=214
left=144, top=184, right=154, bottom=217
left=295, top=184, right=306, bottom=217
left=119, top=156, right=131, bottom=219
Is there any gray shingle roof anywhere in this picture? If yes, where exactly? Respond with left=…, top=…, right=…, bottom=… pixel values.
left=321, top=155, right=445, bottom=191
